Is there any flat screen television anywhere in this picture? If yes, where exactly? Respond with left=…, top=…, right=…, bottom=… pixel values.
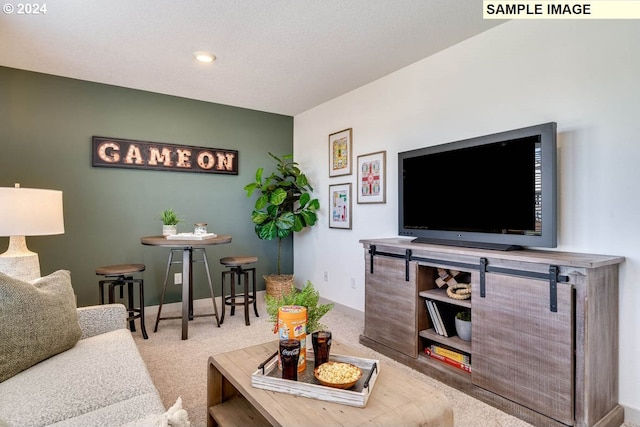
left=398, top=122, right=557, bottom=251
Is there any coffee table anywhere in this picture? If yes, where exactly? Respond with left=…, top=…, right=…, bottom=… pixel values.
left=207, top=340, right=453, bottom=427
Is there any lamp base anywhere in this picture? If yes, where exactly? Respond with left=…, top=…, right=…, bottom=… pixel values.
left=0, top=235, right=41, bottom=282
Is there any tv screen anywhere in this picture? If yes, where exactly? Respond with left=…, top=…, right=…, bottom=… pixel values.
left=398, top=122, right=557, bottom=250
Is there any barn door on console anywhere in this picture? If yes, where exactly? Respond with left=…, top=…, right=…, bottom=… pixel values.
left=472, top=272, right=575, bottom=425
left=364, top=255, right=420, bottom=358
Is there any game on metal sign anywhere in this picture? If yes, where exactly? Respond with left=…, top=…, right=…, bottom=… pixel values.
left=92, top=136, right=238, bottom=175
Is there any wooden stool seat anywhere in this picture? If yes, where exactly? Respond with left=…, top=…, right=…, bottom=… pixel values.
left=220, top=256, right=259, bottom=267
left=220, top=256, right=259, bottom=326
left=95, top=263, right=146, bottom=276
left=96, top=263, right=148, bottom=339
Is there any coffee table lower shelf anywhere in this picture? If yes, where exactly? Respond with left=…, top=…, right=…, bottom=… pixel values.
left=209, top=395, right=268, bottom=427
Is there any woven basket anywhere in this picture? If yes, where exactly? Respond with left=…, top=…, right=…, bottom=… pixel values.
left=264, top=274, right=295, bottom=299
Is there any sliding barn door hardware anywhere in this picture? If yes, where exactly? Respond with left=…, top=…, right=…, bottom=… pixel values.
left=480, top=258, right=488, bottom=297
left=368, top=246, right=480, bottom=280
left=478, top=258, right=567, bottom=312
left=549, top=265, right=559, bottom=312
left=405, top=249, right=412, bottom=281
left=369, top=245, right=377, bottom=274
left=369, top=246, right=501, bottom=282
left=368, top=248, right=568, bottom=310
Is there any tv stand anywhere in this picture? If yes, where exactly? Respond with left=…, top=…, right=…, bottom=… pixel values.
left=359, top=237, right=624, bottom=427
left=410, top=237, right=522, bottom=251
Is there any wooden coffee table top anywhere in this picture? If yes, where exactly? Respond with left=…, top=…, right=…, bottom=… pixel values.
left=207, top=340, right=453, bottom=427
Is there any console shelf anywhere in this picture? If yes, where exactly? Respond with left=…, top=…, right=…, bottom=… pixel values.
left=419, top=288, right=471, bottom=309
left=359, top=237, right=624, bottom=427
left=418, top=328, right=471, bottom=355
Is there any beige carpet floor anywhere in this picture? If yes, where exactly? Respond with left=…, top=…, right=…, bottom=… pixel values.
left=132, top=293, right=630, bottom=427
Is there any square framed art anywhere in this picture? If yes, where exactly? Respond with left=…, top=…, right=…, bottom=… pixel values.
left=357, top=150, right=386, bottom=204
left=329, top=183, right=352, bottom=229
left=329, top=128, right=352, bottom=177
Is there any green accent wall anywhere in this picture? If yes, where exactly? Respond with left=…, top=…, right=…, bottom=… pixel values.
left=0, top=66, right=294, bottom=307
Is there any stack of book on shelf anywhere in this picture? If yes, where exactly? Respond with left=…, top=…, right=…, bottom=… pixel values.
left=425, top=344, right=471, bottom=373
left=424, top=299, right=458, bottom=337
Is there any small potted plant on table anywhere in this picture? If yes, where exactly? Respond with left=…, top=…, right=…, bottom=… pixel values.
left=160, top=208, right=182, bottom=236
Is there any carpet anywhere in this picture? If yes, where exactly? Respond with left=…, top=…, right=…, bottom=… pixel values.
left=131, top=293, right=623, bottom=427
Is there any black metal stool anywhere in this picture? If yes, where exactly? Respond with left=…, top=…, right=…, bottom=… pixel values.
left=96, top=263, right=148, bottom=339
left=220, top=256, right=259, bottom=326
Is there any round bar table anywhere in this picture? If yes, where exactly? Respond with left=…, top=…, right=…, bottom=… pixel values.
left=141, top=235, right=232, bottom=340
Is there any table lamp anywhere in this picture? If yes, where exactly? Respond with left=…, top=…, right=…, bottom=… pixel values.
left=0, top=183, right=65, bottom=281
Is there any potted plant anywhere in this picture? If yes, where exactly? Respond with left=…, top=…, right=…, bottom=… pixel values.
left=265, top=281, right=333, bottom=334
left=159, top=208, right=182, bottom=236
left=454, top=310, right=471, bottom=342
left=244, top=153, right=320, bottom=297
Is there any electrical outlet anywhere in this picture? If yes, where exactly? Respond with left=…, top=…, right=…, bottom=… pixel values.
left=323, top=271, right=329, bottom=282
left=351, top=277, right=356, bottom=289
left=174, top=273, right=182, bottom=285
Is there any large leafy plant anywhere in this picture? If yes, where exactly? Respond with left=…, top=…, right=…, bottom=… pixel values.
left=265, top=281, right=334, bottom=333
left=244, top=153, right=320, bottom=274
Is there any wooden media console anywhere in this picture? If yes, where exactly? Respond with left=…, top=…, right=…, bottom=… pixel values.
left=359, top=237, right=624, bottom=427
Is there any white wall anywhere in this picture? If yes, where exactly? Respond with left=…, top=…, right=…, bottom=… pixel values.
left=293, top=20, right=640, bottom=422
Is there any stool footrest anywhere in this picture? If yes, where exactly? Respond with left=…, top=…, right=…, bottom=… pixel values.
left=224, top=295, right=256, bottom=305
left=220, top=259, right=259, bottom=326
left=97, top=271, right=148, bottom=339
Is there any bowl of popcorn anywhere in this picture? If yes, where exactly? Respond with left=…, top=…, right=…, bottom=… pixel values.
left=314, top=361, right=362, bottom=389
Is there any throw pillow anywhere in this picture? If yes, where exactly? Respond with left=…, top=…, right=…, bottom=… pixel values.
left=0, top=269, right=82, bottom=382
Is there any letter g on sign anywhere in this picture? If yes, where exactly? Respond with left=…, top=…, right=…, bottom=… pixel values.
left=97, top=141, right=120, bottom=163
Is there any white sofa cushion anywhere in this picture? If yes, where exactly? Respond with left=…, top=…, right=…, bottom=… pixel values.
left=0, top=328, right=164, bottom=426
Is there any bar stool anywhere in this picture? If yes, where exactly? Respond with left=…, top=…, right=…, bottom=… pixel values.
left=96, top=263, right=148, bottom=339
left=220, top=256, right=259, bottom=326
left=154, top=248, right=220, bottom=333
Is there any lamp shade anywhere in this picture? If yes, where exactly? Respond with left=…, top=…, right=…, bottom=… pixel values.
left=0, top=185, right=65, bottom=237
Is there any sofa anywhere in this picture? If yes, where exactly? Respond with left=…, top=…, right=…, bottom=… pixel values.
left=0, top=270, right=168, bottom=427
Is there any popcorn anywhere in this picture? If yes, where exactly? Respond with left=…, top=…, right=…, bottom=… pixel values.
left=315, top=362, right=361, bottom=384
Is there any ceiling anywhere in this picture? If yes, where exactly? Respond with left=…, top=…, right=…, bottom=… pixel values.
left=0, top=1, right=505, bottom=116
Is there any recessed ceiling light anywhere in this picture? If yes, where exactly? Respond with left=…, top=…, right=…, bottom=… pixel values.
left=193, top=51, right=216, bottom=63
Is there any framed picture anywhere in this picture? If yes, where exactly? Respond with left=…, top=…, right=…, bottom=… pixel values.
left=329, top=183, right=352, bottom=229
left=357, top=151, right=386, bottom=204
left=329, top=128, right=352, bottom=177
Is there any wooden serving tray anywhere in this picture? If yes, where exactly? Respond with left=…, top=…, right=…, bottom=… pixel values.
left=251, top=350, right=380, bottom=408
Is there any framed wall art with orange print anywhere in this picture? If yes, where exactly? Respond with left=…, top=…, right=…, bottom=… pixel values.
left=329, top=128, right=352, bottom=177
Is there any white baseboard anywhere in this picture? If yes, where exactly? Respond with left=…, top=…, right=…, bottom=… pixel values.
left=143, top=290, right=267, bottom=316
left=319, top=296, right=364, bottom=320
left=624, top=404, right=640, bottom=425
left=143, top=291, right=364, bottom=320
